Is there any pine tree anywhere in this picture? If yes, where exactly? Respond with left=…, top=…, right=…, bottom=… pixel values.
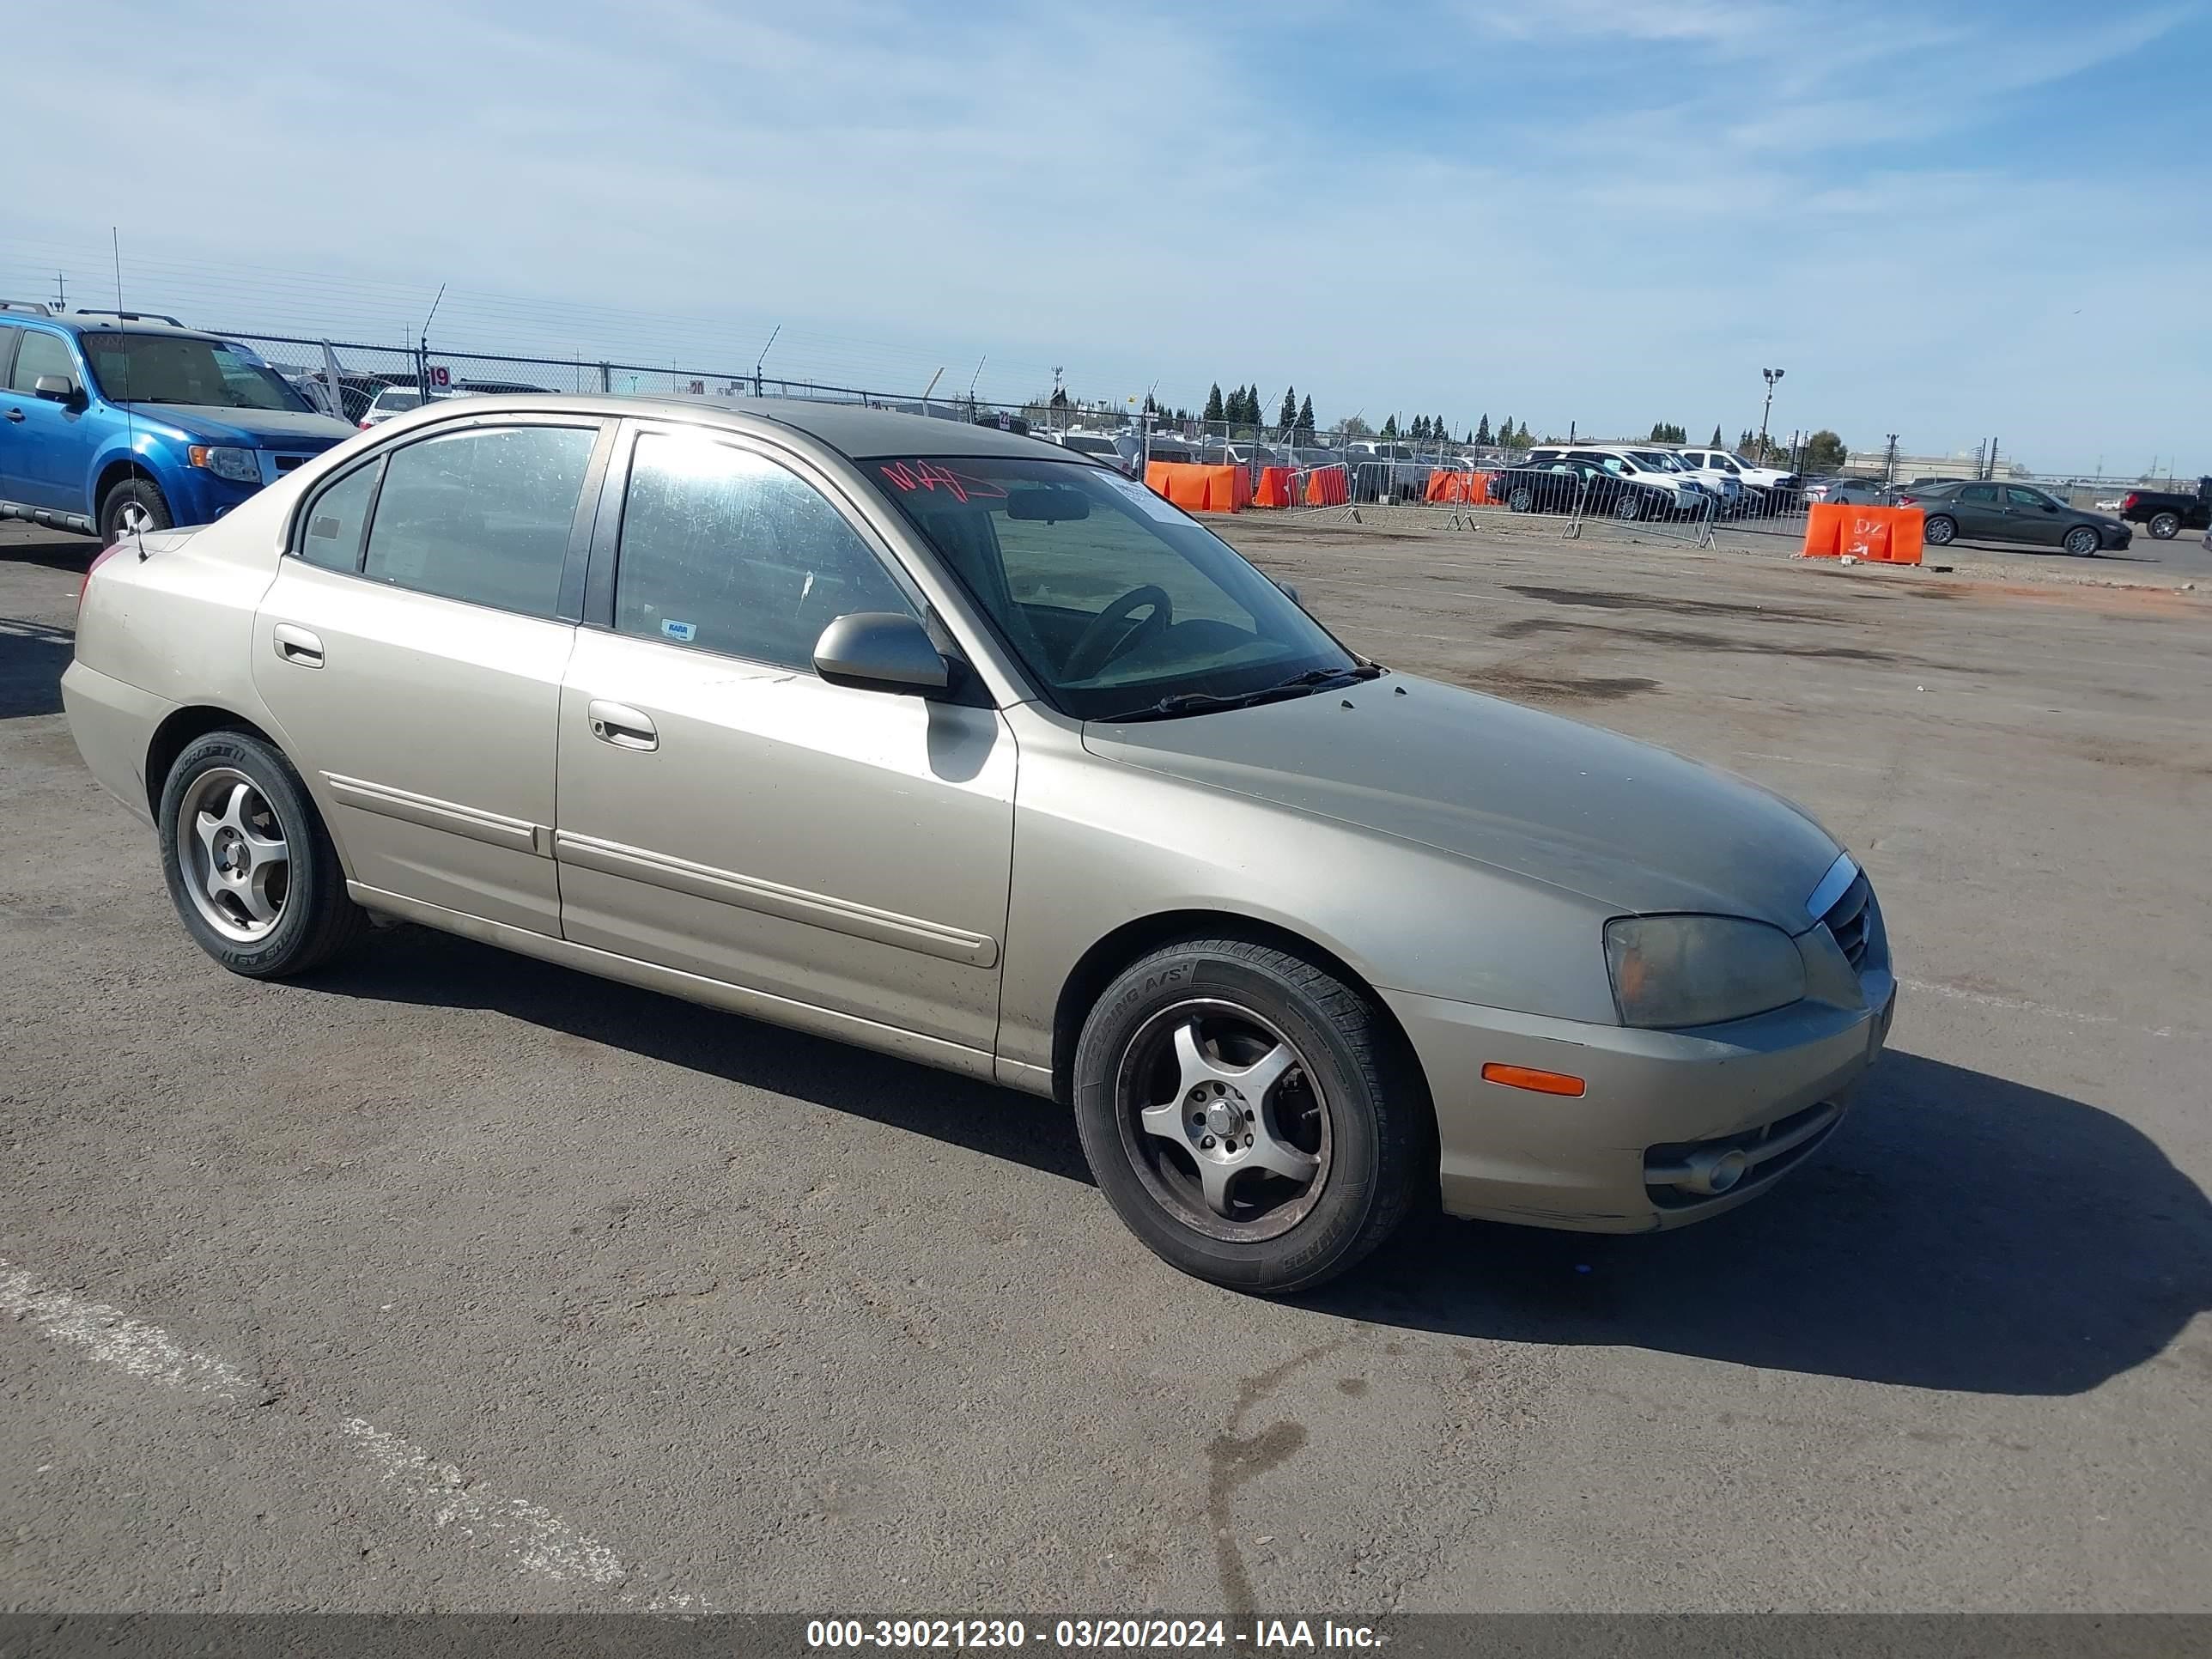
left=1499, top=416, right=1515, bottom=449
left=1475, top=414, right=1492, bottom=446
left=1381, top=414, right=1399, bottom=439
left=1710, top=424, right=1724, bottom=447
left=1279, top=386, right=1297, bottom=431
left=1297, top=394, right=1315, bottom=438
left=1203, top=384, right=1224, bottom=424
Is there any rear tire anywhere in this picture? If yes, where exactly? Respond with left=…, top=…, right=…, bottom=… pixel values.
left=1508, top=487, right=1534, bottom=513
left=98, top=477, right=172, bottom=544
left=2148, top=512, right=2180, bottom=540
left=1614, top=491, right=1642, bottom=522
left=1923, top=514, right=1957, bottom=547
left=1072, top=937, right=1428, bottom=1294
left=158, top=730, right=368, bottom=979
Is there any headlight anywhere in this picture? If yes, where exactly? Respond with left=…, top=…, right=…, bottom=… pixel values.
left=1605, top=915, right=1806, bottom=1029
left=186, top=445, right=262, bottom=483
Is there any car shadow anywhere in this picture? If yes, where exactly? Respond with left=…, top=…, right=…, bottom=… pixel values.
left=0, top=526, right=99, bottom=574
left=313, top=923, right=1098, bottom=1188
left=0, top=616, right=75, bottom=719
left=315, top=928, right=2209, bottom=1398
left=1315, top=1048, right=2211, bottom=1397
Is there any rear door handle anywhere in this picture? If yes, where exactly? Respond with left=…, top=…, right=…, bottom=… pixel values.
left=272, top=623, right=324, bottom=667
left=587, top=700, right=657, bottom=750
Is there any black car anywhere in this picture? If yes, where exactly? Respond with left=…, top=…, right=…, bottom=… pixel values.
left=1893, top=480, right=2130, bottom=556
left=1493, top=457, right=1680, bottom=521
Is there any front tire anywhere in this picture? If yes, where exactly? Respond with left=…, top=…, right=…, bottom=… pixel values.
left=1508, top=486, right=1534, bottom=513
left=158, top=730, right=368, bottom=978
left=2148, top=512, right=2180, bottom=540
left=98, top=477, right=173, bottom=544
left=1923, top=514, right=1958, bottom=547
left=1072, top=937, right=1428, bottom=1294
left=2063, top=526, right=2100, bottom=557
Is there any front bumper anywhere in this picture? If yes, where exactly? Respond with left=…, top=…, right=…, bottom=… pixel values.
left=1383, top=968, right=1896, bottom=1232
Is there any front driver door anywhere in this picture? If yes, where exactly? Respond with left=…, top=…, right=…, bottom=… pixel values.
left=1949, top=483, right=2003, bottom=539
left=554, top=421, right=1016, bottom=1057
left=2004, top=486, right=2063, bottom=544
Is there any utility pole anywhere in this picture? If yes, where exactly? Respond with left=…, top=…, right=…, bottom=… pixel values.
left=1758, top=367, right=1785, bottom=461
left=1883, top=434, right=1899, bottom=485
left=50, top=270, right=67, bottom=311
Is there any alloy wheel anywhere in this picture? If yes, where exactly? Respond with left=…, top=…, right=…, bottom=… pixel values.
left=179, top=768, right=291, bottom=942
left=1115, top=999, right=1332, bottom=1243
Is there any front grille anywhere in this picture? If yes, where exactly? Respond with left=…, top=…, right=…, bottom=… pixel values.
left=1822, top=873, right=1873, bottom=970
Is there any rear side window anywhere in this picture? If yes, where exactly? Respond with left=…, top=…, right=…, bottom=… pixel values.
left=362, top=425, right=596, bottom=617
left=613, top=431, right=915, bottom=668
left=9, top=331, right=77, bottom=394
left=300, top=462, right=381, bottom=572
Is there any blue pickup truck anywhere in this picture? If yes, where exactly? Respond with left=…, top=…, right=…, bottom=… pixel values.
left=0, top=302, right=356, bottom=543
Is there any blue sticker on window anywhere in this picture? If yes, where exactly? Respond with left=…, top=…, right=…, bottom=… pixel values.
left=661, top=619, right=697, bottom=642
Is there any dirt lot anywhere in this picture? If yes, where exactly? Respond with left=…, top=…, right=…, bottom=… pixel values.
left=2, top=512, right=2209, bottom=1614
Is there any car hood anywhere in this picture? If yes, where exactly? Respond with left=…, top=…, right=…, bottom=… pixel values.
left=116, top=404, right=355, bottom=448
left=1084, top=675, right=1843, bottom=932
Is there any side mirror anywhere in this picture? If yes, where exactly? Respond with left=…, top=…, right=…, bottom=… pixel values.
left=1273, top=578, right=1301, bottom=604
left=813, top=611, right=950, bottom=696
left=33, top=374, right=79, bottom=404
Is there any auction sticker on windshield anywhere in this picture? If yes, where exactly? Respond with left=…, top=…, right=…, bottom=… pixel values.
left=1097, top=471, right=1183, bottom=523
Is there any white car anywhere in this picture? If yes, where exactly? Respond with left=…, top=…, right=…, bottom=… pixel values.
left=356, top=385, right=483, bottom=431
left=1629, top=447, right=1746, bottom=513
left=1529, top=447, right=1713, bottom=517
left=1675, top=447, right=1802, bottom=513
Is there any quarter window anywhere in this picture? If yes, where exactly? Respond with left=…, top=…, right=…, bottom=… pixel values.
left=361, top=424, right=596, bottom=617
left=9, top=331, right=76, bottom=394
left=613, top=431, right=915, bottom=668
left=300, top=462, right=381, bottom=572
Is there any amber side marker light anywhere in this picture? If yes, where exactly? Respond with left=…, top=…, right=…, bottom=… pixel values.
left=1480, top=1062, right=1587, bottom=1097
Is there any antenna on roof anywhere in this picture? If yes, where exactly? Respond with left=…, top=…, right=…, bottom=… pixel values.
left=110, top=229, right=147, bottom=560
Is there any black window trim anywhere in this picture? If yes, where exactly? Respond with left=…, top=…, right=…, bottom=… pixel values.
left=284, top=411, right=614, bottom=625
left=0, top=325, right=19, bottom=388
left=580, top=416, right=939, bottom=681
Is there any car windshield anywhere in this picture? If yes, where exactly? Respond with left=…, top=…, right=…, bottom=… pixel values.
left=865, top=454, right=1359, bottom=720
left=80, top=333, right=308, bottom=411
left=1633, top=451, right=1682, bottom=470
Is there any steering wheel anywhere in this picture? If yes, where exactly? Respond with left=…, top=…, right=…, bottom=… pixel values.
left=1063, top=585, right=1174, bottom=681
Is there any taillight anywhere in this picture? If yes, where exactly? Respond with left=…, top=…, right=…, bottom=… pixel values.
left=78, top=539, right=131, bottom=611
left=2121, top=492, right=2139, bottom=509
left=1895, top=495, right=1918, bottom=506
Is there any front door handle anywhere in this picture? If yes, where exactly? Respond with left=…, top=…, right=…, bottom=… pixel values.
left=3, top=408, right=23, bottom=423
left=587, top=700, right=657, bottom=750
left=272, top=623, right=324, bottom=667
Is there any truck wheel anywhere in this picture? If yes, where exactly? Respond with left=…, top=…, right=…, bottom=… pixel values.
left=99, top=477, right=173, bottom=544
left=2148, top=512, right=2180, bottom=540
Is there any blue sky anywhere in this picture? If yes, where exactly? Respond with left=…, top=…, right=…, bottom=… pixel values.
left=8, top=0, right=2209, bottom=471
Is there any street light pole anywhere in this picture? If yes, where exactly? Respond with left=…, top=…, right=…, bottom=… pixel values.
left=1758, top=367, right=1785, bottom=462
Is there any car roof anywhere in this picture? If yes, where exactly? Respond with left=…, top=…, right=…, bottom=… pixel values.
left=374, top=392, right=1085, bottom=463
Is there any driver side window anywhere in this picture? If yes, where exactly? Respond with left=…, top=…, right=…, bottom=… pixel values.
left=613, top=430, right=916, bottom=669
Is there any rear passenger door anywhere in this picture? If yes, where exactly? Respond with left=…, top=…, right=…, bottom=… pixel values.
left=252, top=416, right=612, bottom=935
left=1950, top=483, right=2003, bottom=539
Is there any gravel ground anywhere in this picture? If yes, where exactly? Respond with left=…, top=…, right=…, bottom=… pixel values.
left=2, top=513, right=2208, bottom=1615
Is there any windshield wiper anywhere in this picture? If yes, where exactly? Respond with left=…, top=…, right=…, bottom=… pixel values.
left=1098, top=663, right=1384, bottom=723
